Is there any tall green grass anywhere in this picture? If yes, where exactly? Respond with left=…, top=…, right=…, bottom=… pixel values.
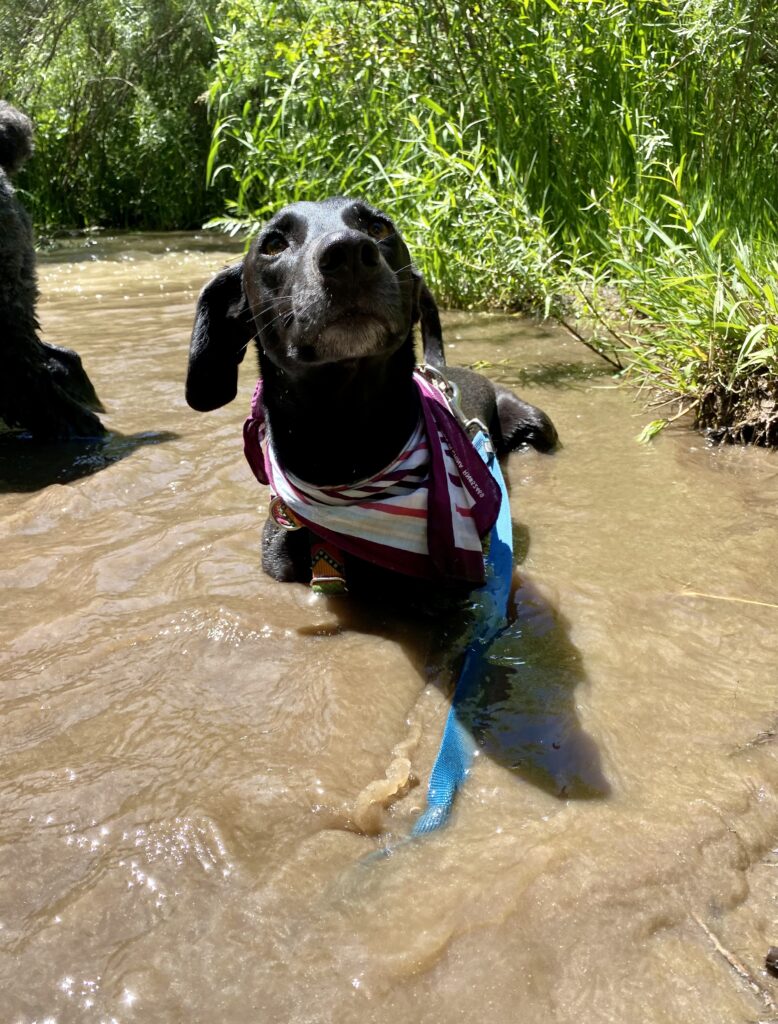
left=205, top=2, right=561, bottom=308
left=578, top=169, right=778, bottom=443
left=4, top=0, right=775, bottom=440
left=203, top=0, right=777, bottom=441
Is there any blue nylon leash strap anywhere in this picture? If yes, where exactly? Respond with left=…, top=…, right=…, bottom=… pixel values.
left=411, top=428, right=514, bottom=835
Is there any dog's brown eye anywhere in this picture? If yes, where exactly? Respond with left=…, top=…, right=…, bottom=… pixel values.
left=260, top=233, right=288, bottom=257
left=367, top=219, right=392, bottom=241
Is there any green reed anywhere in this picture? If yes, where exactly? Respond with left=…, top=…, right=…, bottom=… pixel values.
left=5, top=0, right=774, bottom=439
left=597, top=178, right=777, bottom=443
left=207, top=0, right=777, bottom=247
left=203, top=0, right=776, bottom=440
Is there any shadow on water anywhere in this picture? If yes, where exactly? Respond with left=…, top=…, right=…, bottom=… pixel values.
left=516, top=360, right=613, bottom=389
left=0, top=429, right=179, bottom=493
left=465, top=574, right=609, bottom=798
left=298, top=535, right=609, bottom=808
left=489, top=360, right=615, bottom=390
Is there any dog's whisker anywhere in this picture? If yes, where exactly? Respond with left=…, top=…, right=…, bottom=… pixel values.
left=245, top=299, right=320, bottom=351
left=250, top=295, right=296, bottom=317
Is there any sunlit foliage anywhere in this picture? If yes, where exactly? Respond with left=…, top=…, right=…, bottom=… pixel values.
left=0, top=0, right=221, bottom=228
left=204, top=0, right=777, bottom=440
left=2, top=0, right=776, bottom=439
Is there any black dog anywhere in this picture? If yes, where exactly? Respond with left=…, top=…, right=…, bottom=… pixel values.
left=0, top=101, right=104, bottom=439
left=186, top=197, right=556, bottom=597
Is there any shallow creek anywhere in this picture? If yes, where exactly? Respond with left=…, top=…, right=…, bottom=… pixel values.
left=1, top=234, right=777, bottom=1023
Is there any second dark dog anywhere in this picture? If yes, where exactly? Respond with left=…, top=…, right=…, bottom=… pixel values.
left=186, top=197, right=556, bottom=598
left=0, top=100, right=104, bottom=440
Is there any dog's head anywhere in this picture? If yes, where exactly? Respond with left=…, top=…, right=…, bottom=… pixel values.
left=186, top=197, right=444, bottom=411
left=0, top=101, right=34, bottom=176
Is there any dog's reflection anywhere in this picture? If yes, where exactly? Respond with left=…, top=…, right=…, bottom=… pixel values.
left=463, top=575, right=609, bottom=799
left=295, top=563, right=609, bottom=813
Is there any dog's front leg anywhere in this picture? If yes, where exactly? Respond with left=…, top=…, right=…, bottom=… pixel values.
left=261, top=518, right=311, bottom=584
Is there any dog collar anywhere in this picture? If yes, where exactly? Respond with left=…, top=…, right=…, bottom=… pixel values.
left=243, top=367, right=501, bottom=590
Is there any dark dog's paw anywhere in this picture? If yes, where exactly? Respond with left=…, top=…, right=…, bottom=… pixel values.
left=442, top=366, right=557, bottom=455
left=261, top=518, right=311, bottom=583
left=495, top=386, right=559, bottom=453
left=44, top=344, right=105, bottom=413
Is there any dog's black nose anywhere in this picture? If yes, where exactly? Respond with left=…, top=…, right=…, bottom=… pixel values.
left=317, top=231, right=380, bottom=282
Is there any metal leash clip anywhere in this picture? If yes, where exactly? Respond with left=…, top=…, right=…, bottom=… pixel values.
left=417, top=363, right=495, bottom=456
left=417, top=362, right=453, bottom=399
left=269, top=495, right=303, bottom=531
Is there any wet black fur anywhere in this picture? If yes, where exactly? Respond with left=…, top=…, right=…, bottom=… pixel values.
left=0, top=101, right=104, bottom=440
left=186, top=197, right=557, bottom=592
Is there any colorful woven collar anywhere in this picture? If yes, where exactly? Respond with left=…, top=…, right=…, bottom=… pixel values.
left=243, top=369, right=501, bottom=585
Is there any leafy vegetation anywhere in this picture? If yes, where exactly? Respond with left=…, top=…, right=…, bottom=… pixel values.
left=576, top=166, right=778, bottom=445
left=0, top=0, right=223, bottom=228
left=2, top=0, right=776, bottom=441
left=597, top=248, right=778, bottom=446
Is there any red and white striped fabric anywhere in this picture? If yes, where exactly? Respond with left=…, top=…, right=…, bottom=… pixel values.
left=243, top=371, right=501, bottom=584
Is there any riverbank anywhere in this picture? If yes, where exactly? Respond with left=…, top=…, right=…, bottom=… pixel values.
left=6, top=2, right=776, bottom=446
left=560, top=202, right=778, bottom=447
left=558, top=238, right=778, bottom=448
left=199, top=3, right=778, bottom=448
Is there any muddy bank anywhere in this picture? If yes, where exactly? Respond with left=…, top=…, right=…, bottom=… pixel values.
left=698, top=372, right=778, bottom=446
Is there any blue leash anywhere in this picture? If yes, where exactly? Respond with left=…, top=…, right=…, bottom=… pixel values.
left=411, top=428, right=514, bottom=835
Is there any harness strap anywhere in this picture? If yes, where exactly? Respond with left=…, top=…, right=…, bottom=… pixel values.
left=310, top=536, right=348, bottom=595
left=244, top=368, right=501, bottom=587
left=411, top=428, right=513, bottom=835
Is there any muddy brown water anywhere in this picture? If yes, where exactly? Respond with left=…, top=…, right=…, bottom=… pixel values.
left=1, top=234, right=777, bottom=1023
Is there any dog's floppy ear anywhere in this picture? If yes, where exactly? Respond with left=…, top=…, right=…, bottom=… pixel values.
left=186, top=261, right=256, bottom=412
left=412, top=272, right=446, bottom=368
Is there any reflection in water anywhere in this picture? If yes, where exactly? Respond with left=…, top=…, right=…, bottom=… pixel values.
left=313, top=569, right=609, bottom=816
left=479, top=358, right=615, bottom=390
left=467, top=576, right=609, bottom=798
left=0, top=429, right=179, bottom=492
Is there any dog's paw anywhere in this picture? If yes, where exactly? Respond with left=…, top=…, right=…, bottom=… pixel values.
left=495, top=387, right=559, bottom=453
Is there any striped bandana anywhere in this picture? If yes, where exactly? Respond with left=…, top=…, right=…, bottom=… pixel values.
left=243, top=370, right=501, bottom=584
